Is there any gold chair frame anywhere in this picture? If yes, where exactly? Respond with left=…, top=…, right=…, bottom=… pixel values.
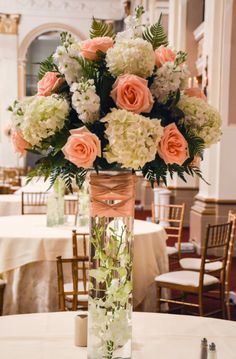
left=56, top=255, right=89, bottom=311
left=21, top=191, right=47, bottom=215
left=156, top=221, right=233, bottom=317
left=152, top=202, right=185, bottom=260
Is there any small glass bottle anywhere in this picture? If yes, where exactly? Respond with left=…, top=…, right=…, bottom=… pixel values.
left=200, top=338, right=208, bottom=359
left=208, top=343, right=217, bottom=359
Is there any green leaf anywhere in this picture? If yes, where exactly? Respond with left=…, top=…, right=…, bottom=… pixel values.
left=135, top=5, right=145, bottom=19
left=174, top=50, right=187, bottom=67
left=74, top=56, right=98, bottom=81
left=143, top=13, right=168, bottom=50
left=37, top=54, right=58, bottom=80
left=90, top=17, right=115, bottom=39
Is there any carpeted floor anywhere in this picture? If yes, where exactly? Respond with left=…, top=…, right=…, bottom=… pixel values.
left=135, top=208, right=236, bottom=321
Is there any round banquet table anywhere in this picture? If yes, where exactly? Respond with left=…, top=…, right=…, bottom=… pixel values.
left=0, top=311, right=236, bottom=359
left=0, top=215, right=168, bottom=315
left=0, top=193, right=77, bottom=216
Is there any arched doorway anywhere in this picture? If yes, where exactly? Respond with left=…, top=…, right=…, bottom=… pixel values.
left=17, top=23, right=85, bottom=168
left=18, top=22, right=85, bottom=98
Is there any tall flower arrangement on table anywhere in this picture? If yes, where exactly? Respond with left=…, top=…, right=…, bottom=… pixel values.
left=9, top=6, right=222, bottom=359
left=9, top=7, right=221, bottom=187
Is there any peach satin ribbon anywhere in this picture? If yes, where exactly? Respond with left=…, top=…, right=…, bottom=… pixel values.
left=89, top=172, right=136, bottom=217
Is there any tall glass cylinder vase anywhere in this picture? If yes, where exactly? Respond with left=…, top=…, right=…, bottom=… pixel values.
left=46, top=178, right=65, bottom=227
left=88, top=172, right=136, bottom=359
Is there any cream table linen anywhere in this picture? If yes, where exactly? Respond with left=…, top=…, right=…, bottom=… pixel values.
left=0, top=216, right=168, bottom=314
left=1, top=311, right=236, bottom=359
left=0, top=193, right=77, bottom=216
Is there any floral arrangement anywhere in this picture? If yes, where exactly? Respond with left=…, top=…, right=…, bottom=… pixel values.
left=9, top=7, right=221, bottom=189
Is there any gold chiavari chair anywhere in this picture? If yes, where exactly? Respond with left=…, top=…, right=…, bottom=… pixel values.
left=56, top=256, right=89, bottom=311
left=0, top=278, right=6, bottom=316
left=72, top=230, right=89, bottom=286
left=72, top=230, right=89, bottom=257
left=64, top=197, right=79, bottom=216
left=155, top=221, right=233, bottom=317
left=21, top=191, right=48, bottom=214
left=152, top=203, right=185, bottom=261
left=179, top=211, right=236, bottom=320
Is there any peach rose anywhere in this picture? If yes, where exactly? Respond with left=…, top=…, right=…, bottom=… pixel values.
left=37, top=72, right=64, bottom=96
left=157, top=123, right=189, bottom=165
left=81, top=36, right=113, bottom=61
left=62, top=127, right=101, bottom=168
left=12, top=131, right=30, bottom=156
left=184, top=87, right=207, bottom=101
left=155, top=45, right=176, bottom=67
left=111, top=74, right=154, bottom=114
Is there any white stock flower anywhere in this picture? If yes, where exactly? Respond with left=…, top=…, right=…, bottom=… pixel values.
left=70, top=79, right=100, bottom=123
left=53, top=37, right=82, bottom=85
left=15, top=95, right=69, bottom=147
left=101, top=109, right=163, bottom=169
left=116, top=14, right=144, bottom=41
left=178, top=95, right=222, bottom=147
left=151, top=62, right=189, bottom=103
left=106, top=38, right=155, bottom=78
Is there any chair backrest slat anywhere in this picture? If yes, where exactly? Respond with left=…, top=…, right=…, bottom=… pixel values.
left=152, top=202, right=185, bottom=257
left=199, top=221, right=233, bottom=289
left=56, top=255, right=89, bottom=311
left=21, top=191, right=47, bottom=215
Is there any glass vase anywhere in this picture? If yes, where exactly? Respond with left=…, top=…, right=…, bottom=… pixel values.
left=88, top=171, right=136, bottom=359
left=46, top=178, right=65, bottom=227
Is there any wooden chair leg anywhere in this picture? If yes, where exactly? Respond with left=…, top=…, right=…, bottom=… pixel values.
left=198, top=292, right=204, bottom=316
left=156, top=285, right=161, bottom=312
left=220, top=285, right=226, bottom=319
left=181, top=292, right=187, bottom=314
left=226, top=301, right=231, bottom=321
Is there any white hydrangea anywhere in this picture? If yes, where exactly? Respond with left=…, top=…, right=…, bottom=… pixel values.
left=11, top=96, right=35, bottom=129
left=101, top=109, right=163, bottom=169
left=70, top=79, right=100, bottom=123
left=13, top=95, right=69, bottom=147
left=178, top=95, right=222, bottom=147
left=151, top=62, right=189, bottom=103
left=53, top=34, right=82, bottom=85
left=106, top=38, right=155, bottom=78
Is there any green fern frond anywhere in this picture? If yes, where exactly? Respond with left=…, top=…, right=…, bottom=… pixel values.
left=38, top=55, right=58, bottom=80
left=143, top=13, right=168, bottom=50
left=90, top=17, right=115, bottom=39
left=75, top=56, right=98, bottom=81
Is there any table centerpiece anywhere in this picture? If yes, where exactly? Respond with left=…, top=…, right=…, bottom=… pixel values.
left=9, top=6, right=221, bottom=359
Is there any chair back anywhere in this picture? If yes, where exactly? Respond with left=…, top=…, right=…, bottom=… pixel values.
left=56, top=255, right=89, bottom=311
left=152, top=202, right=185, bottom=256
left=225, top=211, right=236, bottom=292
left=72, top=230, right=89, bottom=257
left=72, top=230, right=89, bottom=286
left=199, top=221, right=233, bottom=289
left=21, top=191, right=47, bottom=214
left=64, top=197, right=79, bottom=216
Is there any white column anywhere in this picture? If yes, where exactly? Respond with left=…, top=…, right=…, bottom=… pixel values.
left=0, top=33, right=20, bottom=167
left=197, top=0, right=236, bottom=202
left=190, top=0, right=236, bottom=252
left=168, top=0, right=187, bottom=51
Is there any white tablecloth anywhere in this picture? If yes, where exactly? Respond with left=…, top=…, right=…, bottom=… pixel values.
left=0, top=216, right=168, bottom=314
left=0, top=193, right=77, bottom=216
left=0, top=311, right=236, bottom=359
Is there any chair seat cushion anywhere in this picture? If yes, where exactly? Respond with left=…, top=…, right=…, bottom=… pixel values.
left=155, top=270, right=219, bottom=287
left=180, top=258, right=222, bottom=271
left=167, top=246, right=178, bottom=255
left=64, top=282, right=88, bottom=302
